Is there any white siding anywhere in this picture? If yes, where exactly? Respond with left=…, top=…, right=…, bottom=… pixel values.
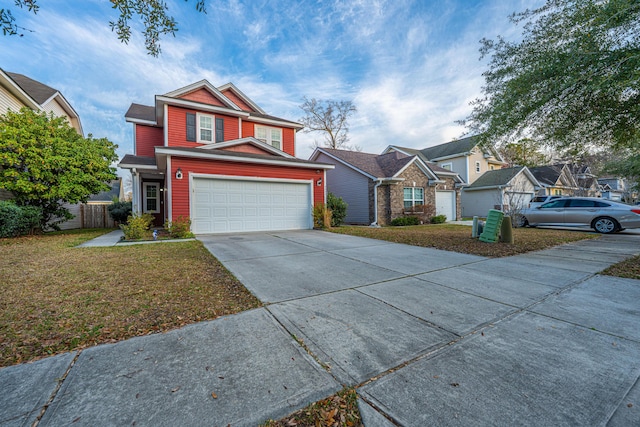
left=316, top=152, right=371, bottom=224
left=56, top=203, right=83, bottom=230
left=0, top=85, right=24, bottom=115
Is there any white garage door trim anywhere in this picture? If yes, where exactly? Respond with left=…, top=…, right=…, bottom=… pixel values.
left=190, top=174, right=314, bottom=234
left=435, top=190, right=455, bottom=222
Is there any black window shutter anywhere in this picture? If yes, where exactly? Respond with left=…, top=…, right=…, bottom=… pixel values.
left=186, top=113, right=196, bottom=141
left=215, top=117, right=224, bottom=143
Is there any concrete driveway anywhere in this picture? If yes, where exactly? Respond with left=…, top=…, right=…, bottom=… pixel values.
left=3, top=230, right=638, bottom=426
left=199, top=230, right=640, bottom=426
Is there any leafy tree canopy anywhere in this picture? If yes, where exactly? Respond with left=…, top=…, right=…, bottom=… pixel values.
left=466, top=0, right=640, bottom=154
left=0, top=108, right=118, bottom=227
left=1, top=0, right=206, bottom=56
left=300, top=97, right=358, bottom=150
left=500, top=138, right=550, bottom=168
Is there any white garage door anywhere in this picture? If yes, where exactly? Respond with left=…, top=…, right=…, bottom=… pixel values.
left=192, top=177, right=312, bottom=234
left=435, top=191, right=455, bottom=222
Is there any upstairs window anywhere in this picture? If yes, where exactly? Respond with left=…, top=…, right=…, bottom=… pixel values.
left=198, top=114, right=214, bottom=143
left=186, top=113, right=222, bottom=143
left=404, top=187, right=424, bottom=209
left=255, top=125, right=282, bottom=150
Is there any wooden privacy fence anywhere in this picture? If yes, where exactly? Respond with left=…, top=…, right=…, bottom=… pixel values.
left=58, top=203, right=116, bottom=230
left=80, top=204, right=116, bottom=228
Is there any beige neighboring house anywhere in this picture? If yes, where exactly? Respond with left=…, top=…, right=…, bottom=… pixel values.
left=528, top=164, right=579, bottom=196
left=0, top=68, right=83, bottom=201
left=384, top=135, right=506, bottom=186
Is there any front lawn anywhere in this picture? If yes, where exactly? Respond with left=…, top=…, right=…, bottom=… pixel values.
left=329, top=224, right=598, bottom=257
left=0, top=229, right=260, bottom=367
left=601, top=254, right=640, bottom=280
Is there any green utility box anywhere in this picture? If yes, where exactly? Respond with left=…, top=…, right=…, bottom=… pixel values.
left=479, top=209, right=504, bottom=243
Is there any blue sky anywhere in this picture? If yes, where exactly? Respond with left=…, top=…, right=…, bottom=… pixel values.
left=1, top=0, right=539, bottom=164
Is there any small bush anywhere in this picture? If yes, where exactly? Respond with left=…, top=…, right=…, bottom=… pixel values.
left=312, top=202, right=332, bottom=228
left=327, top=193, right=347, bottom=227
left=108, top=201, right=132, bottom=223
left=121, top=213, right=154, bottom=240
left=430, top=214, right=447, bottom=224
left=0, top=201, right=42, bottom=237
left=165, top=216, right=194, bottom=239
left=390, top=216, right=420, bottom=226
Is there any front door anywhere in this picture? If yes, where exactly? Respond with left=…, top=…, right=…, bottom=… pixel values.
left=143, top=182, right=164, bottom=227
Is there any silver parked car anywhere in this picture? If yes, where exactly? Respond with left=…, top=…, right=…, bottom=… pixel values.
left=528, top=195, right=563, bottom=208
left=517, top=197, right=640, bottom=233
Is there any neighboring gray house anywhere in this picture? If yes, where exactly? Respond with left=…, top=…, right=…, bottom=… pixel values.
left=462, top=166, right=540, bottom=218
left=309, top=147, right=463, bottom=225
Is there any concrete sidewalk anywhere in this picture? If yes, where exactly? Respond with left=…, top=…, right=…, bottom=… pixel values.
left=2, top=230, right=639, bottom=426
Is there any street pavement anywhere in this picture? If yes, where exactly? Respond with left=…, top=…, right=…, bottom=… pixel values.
left=1, top=229, right=639, bottom=426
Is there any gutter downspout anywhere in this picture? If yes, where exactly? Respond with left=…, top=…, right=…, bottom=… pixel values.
left=370, top=179, right=383, bottom=227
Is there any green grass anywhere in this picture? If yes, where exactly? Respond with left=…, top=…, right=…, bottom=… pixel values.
left=329, top=223, right=598, bottom=257
left=601, top=254, right=640, bottom=280
left=0, top=229, right=260, bottom=367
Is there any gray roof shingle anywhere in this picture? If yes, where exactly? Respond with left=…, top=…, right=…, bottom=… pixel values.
left=6, top=72, right=58, bottom=105
left=125, top=103, right=156, bottom=122
left=466, top=167, right=525, bottom=189
left=320, top=148, right=415, bottom=178
left=420, top=135, right=478, bottom=160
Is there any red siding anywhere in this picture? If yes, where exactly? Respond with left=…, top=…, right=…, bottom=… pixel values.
left=135, top=125, right=163, bottom=157
left=179, top=88, right=225, bottom=106
left=221, top=144, right=275, bottom=155
left=242, top=120, right=296, bottom=157
left=220, top=89, right=254, bottom=111
left=166, top=105, right=239, bottom=148
left=169, top=157, right=325, bottom=220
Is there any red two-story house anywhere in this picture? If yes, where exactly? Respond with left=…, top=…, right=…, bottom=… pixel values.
left=119, top=80, right=333, bottom=234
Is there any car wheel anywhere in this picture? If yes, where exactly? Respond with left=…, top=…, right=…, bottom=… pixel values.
left=515, top=215, right=528, bottom=227
left=592, top=217, right=619, bottom=234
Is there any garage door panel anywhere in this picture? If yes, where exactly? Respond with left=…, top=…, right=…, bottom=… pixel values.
left=192, top=178, right=311, bottom=234
left=436, top=191, right=455, bottom=222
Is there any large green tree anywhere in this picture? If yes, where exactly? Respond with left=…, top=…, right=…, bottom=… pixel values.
left=0, top=108, right=118, bottom=227
left=1, top=0, right=206, bottom=56
left=466, top=0, right=640, bottom=154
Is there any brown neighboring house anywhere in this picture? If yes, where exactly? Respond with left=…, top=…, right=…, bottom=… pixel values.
left=310, top=148, right=463, bottom=225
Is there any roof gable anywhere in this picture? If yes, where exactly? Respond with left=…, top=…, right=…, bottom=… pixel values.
left=179, top=88, right=227, bottom=107
left=528, top=164, right=576, bottom=187
left=195, top=137, right=293, bottom=158
left=218, top=83, right=266, bottom=114
left=163, top=80, right=240, bottom=111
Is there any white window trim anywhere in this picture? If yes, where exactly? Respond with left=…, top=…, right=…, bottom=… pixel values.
left=197, top=112, right=215, bottom=144
left=255, top=124, right=282, bottom=150
left=475, top=161, right=481, bottom=174
left=440, top=162, right=453, bottom=171
left=403, top=187, right=424, bottom=209
left=143, top=182, right=160, bottom=214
